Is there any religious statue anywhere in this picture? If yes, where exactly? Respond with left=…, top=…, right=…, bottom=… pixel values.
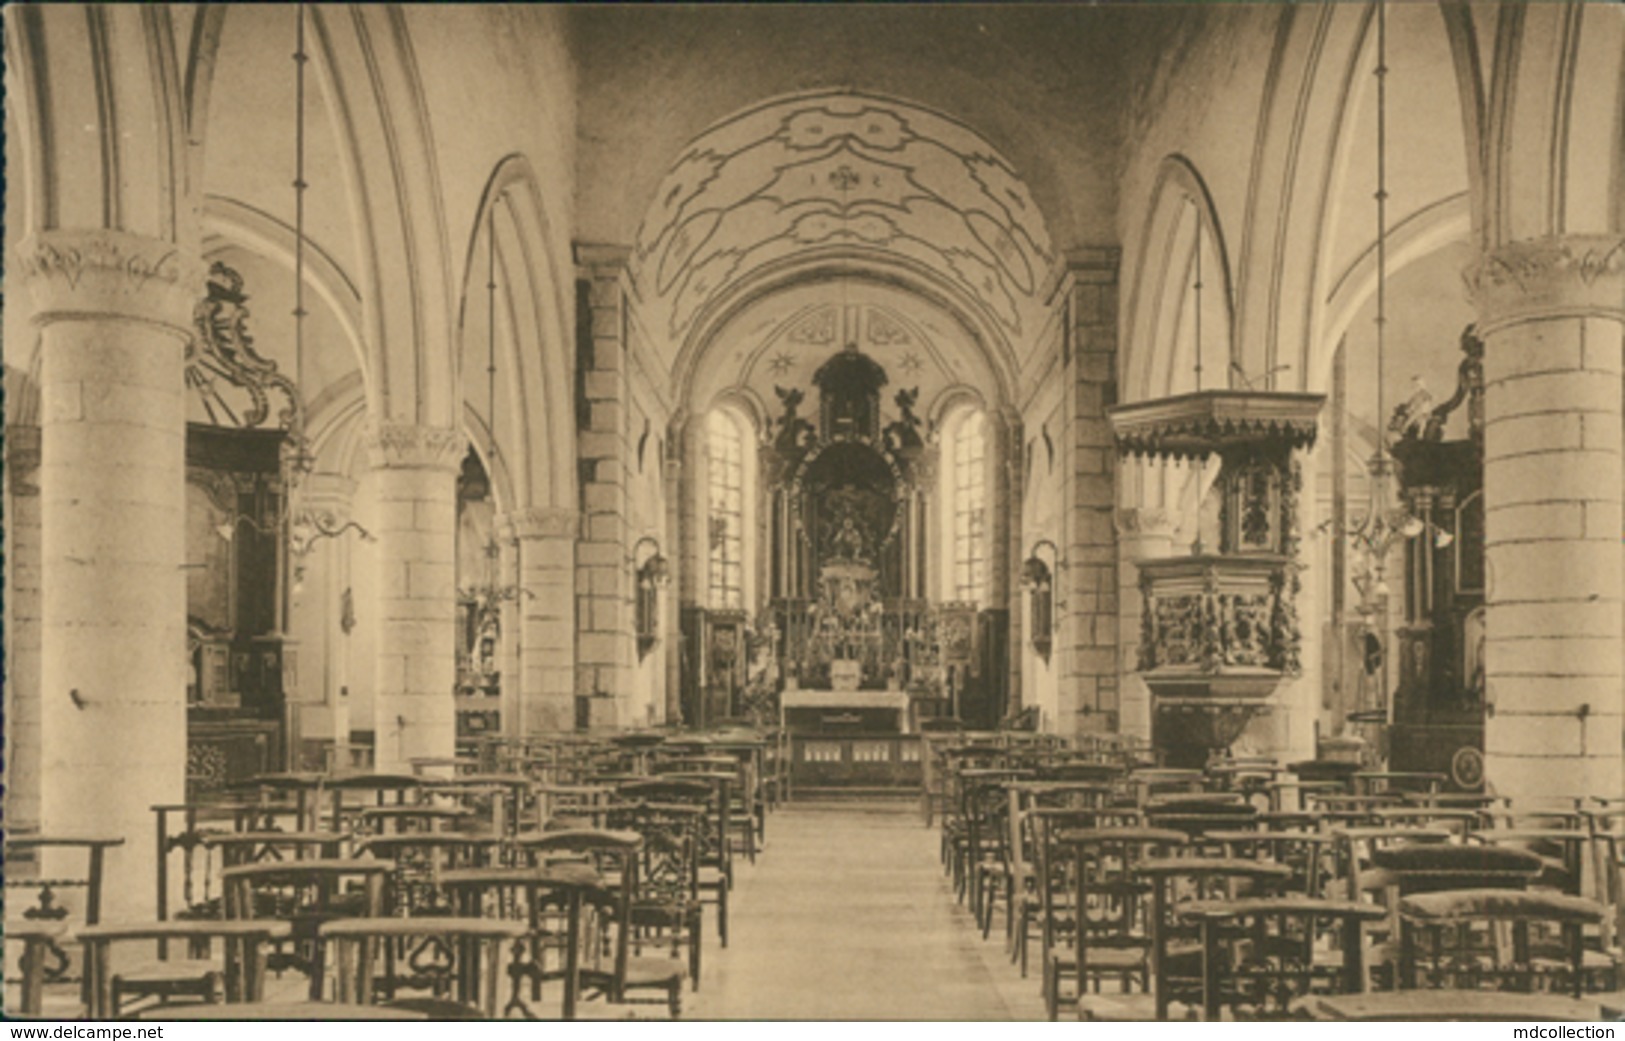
left=883, top=386, right=925, bottom=453
left=829, top=514, right=868, bottom=564
left=773, top=385, right=815, bottom=458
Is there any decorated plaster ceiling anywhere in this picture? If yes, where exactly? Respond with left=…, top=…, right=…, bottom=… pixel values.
left=630, top=92, right=1059, bottom=351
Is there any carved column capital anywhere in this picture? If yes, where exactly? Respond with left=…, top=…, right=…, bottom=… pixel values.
left=1466, top=235, right=1625, bottom=330
left=505, top=506, right=580, bottom=541
left=5, top=426, right=42, bottom=496
left=363, top=423, right=465, bottom=473
left=17, top=229, right=206, bottom=333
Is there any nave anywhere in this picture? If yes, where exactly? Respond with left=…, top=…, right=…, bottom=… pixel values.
left=689, top=802, right=1044, bottom=1021
left=6, top=2, right=1625, bottom=1025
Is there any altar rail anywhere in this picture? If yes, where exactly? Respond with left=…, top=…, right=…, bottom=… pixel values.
left=787, top=733, right=922, bottom=796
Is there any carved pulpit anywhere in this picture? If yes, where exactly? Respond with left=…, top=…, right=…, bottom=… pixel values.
left=1110, top=390, right=1324, bottom=767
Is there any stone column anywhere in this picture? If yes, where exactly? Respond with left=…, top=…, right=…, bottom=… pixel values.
left=1115, top=505, right=1178, bottom=745
left=511, top=507, right=580, bottom=735
left=21, top=230, right=204, bottom=922
left=1468, top=235, right=1625, bottom=804
left=575, top=245, right=634, bottom=726
left=364, top=423, right=464, bottom=773
left=292, top=472, right=360, bottom=760
left=5, top=425, right=43, bottom=838
left=1063, top=248, right=1122, bottom=738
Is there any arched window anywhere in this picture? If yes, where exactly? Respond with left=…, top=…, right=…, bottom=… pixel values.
left=945, top=407, right=988, bottom=604
left=706, top=408, right=752, bottom=609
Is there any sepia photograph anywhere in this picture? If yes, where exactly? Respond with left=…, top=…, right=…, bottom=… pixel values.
left=3, top=0, right=1624, bottom=1026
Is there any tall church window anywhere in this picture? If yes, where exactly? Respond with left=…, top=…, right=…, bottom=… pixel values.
left=707, top=409, right=749, bottom=609
left=950, top=408, right=988, bottom=604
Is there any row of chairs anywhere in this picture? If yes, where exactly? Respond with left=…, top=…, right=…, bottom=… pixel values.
left=932, top=738, right=1625, bottom=1021
left=6, top=724, right=784, bottom=1020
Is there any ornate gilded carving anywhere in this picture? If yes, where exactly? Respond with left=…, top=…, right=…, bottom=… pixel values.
left=186, top=262, right=303, bottom=431
left=1137, top=555, right=1301, bottom=677
left=363, top=424, right=466, bottom=472
left=882, top=387, right=924, bottom=453
left=1396, top=325, right=1484, bottom=446
left=813, top=342, right=888, bottom=441
left=768, top=385, right=816, bottom=483
left=1269, top=458, right=1304, bottom=674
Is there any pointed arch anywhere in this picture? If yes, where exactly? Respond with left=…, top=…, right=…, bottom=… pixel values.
left=1122, top=155, right=1237, bottom=402
left=457, top=155, right=577, bottom=513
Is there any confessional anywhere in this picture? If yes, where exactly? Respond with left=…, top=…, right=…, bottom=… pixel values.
left=183, top=264, right=300, bottom=796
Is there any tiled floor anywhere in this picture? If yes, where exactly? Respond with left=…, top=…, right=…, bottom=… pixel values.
left=685, top=800, right=1045, bottom=1021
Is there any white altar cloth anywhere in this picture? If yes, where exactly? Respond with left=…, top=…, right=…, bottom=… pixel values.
left=780, top=688, right=912, bottom=732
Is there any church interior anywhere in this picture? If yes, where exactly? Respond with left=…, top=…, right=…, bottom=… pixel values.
left=4, top=1, right=1625, bottom=1023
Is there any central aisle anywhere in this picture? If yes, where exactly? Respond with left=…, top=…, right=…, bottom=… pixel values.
left=686, top=800, right=1046, bottom=1021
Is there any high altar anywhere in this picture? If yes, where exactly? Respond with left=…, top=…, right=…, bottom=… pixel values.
left=761, top=343, right=978, bottom=736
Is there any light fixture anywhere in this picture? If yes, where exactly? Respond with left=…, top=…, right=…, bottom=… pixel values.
left=1020, top=539, right=1057, bottom=665
left=1336, top=1, right=1437, bottom=625
left=633, top=536, right=671, bottom=586
left=1019, top=539, right=1058, bottom=588
left=457, top=194, right=530, bottom=617
left=234, top=4, right=375, bottom=604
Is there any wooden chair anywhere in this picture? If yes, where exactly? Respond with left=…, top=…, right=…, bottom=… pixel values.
left=221, top=858, right=392, bottom=999
left=324, top=773, right=426, bottom=834
left=1144, top=796, right=1259, bottom=849
left=152, top=800, right=257, bottom=928
left=357, top=833, right=501, bottom=914
left=1046, top=827, right=1189, bottom=1020
left=1209, top=829, right=1339, bottom=897
left=1179, top=897, right=1386, bottom=1019
left=77, top=920, right=292, bottom=1019
left=1398, top=889, right=1613, bottom=997
left=321, top=917, right=527, bottom=1018
left=440, top=863, right=606, bottom=1019
left=605, top=801, right=707, bottom=988
left=4, top=835, right=125, bottom=1011
left=5, top=921, right=69, bottom=1017
left=1360, top=842, right=1544, bottom=990
left=520, top=829, right=686, bottom=1018
left=1077, top=857, right=1293, bottom=1022
left=616, top=778, right=728, bottom=947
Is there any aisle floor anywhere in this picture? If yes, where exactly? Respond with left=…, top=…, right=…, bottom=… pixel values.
left=686, top=800, right=1046, bottom=1021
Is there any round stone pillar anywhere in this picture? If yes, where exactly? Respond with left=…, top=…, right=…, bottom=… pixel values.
left=1115, top=506, right=1178, bottom=744
left=364, top=423, right=464, bottom=773
left=21, top=230, right=204, bottom=922
left=5, top=426, right=43, bottom=838
left=1469, top=235, right=1625, bottom=804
